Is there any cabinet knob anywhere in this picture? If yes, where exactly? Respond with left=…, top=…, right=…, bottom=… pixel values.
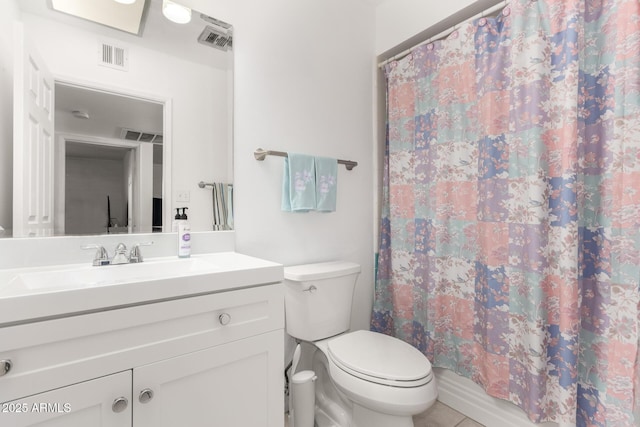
left=0, top=359, right=12, bottom=377
left=139, top=388, right=154, bottom=404
left=112, top=397, right=128, bottom=413
left=218, top=312, right=231, bottom=326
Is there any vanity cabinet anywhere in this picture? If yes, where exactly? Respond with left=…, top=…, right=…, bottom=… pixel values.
left=134, top=331, right=280, bottom=426
left=0, top=283, right=284, bottom=427
left=2, top=371, right=132, bottom=427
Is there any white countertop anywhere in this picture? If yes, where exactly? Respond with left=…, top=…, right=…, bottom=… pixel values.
left=0, top=252, right=283, bottom=326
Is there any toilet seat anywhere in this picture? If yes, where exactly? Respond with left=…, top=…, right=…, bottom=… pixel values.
left=327, top=330, right=433, bottom=388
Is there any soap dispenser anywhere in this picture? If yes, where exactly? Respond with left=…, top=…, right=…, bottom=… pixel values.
left=172, top=208, right=182, bottom=232
left=177, top=208, right=191, bottom=258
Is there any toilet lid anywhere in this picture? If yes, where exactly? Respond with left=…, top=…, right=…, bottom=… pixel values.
left=327, top=330, right=432, bottom=387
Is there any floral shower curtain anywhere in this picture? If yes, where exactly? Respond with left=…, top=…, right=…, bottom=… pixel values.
left=371, top=0, right=640, bottom=425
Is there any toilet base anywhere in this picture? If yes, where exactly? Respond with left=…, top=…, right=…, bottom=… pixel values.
left=352, top=403, right=414, bottom=427
left=314, top=402, right=415, bottom=427
left=313, top=348, right=352, bottom=427
left=314, top=408, right=338, bottom=427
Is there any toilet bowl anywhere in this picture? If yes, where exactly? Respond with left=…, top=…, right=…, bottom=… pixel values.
left=284, top=261, right=438, bottom=427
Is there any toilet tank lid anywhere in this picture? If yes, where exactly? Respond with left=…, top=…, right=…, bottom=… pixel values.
left=284, top=261, right=361, bottom=281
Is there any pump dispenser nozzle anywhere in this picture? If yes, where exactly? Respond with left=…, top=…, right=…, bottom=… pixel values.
left=173, top=207, right=188, bottom=232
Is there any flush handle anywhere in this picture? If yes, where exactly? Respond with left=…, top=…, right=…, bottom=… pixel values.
left=303, top=285, right=317, bottom=293
left=0, top=359, right=12, bottom=377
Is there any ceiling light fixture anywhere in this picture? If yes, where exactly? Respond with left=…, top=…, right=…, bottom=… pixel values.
left=162, top=0, right=192, bottom=24
left=113, top=0, right=137, bottom=4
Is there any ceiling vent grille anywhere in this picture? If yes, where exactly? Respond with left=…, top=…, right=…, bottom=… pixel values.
left=198, top=26, right=233, bottom=51
left=99, top=42, right=129, bottom=71
left=120, top=128, right=162, bottom=144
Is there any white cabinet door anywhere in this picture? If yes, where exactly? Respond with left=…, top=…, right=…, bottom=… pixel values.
left=0, top=370, right=132, bottom=427
left=12, top=22, right=55, bottom=237
left=133, top=330, right=284, bottom=427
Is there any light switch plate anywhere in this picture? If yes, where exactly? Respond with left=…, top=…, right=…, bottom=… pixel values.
left=176, top=190, right=190, bottom=202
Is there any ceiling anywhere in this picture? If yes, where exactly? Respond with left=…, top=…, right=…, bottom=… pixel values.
left=54, top=84, right=163, bottom=139
left=66, top=141, right=130, bottom=161
left=18, top=0, right=230, bottom=69
left=50, top=0, right=147, bottom=34
left=56, top=83, right=164, bottom=164
left=363, top=0, right=390, bottom=6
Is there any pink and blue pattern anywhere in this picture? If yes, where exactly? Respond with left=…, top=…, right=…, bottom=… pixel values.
left=372, top=1, right=640, bottom=425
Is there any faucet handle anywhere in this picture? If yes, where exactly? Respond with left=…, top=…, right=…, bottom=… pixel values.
left=81, top=244, right=110, bottom=266
left=129, top=242, right=154, bottom=263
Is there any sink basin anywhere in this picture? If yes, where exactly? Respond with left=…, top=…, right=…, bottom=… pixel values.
left=11, top=256, right=219, bottom=291
left=0, top=252, right=284, bottom=325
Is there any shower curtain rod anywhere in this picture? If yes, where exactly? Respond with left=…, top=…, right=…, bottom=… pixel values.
left=377, top=0, right=509, bottom=68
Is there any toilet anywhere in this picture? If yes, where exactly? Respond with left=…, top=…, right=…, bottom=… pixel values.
left=284, top=261, right=437, bottom=427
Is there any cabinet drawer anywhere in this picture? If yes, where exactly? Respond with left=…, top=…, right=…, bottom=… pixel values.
left=0, top=283, right=283, bottom=403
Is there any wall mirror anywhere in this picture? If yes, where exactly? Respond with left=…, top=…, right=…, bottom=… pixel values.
left=9, top=0, right=233, bottom=238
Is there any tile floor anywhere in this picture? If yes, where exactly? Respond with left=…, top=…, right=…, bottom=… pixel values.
left=285, top=400, right=485, bottom=427
left=413, top=401, right=484, bottom=427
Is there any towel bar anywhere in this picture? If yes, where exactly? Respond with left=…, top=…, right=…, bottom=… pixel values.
left=254, top=148, right=358, bottom=171
left=198, top=181, right=234, bottom=188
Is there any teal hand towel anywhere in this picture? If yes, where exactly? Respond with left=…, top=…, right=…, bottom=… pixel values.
left=315, top=156, right=338, bottom=212
left=282, top=153, right=316, bottom=212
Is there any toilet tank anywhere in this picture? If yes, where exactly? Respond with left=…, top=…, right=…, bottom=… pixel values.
left=284, top=261, right=361, bottom=341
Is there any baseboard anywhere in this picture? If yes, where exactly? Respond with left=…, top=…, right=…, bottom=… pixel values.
left=434, top=368, right=561, bottom=427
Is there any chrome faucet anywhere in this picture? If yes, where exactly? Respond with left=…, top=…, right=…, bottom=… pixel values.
left=81, top=244, right=110, bottom=266
left=111, top=243, right=129, bottom=265
left=129, top=242, right=153, bottom=263
left=82, top=242, right=153, bottom=266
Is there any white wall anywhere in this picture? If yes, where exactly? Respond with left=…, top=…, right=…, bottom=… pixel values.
left=375, top=0, right=475, bottom=54
left=0, top=0, right=20, bottom=234
left=19, top=13, right=230, bottom=232
left=184, top=0, right=376, bottom=333
left=376, top=0, right=507, bottom=58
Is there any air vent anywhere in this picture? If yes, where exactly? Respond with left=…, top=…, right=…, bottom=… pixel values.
left=99, top=42, right=128, bottom=70
left=120, top=128, right=162, bottom=143
left=138, top=133, right=155, bottom=142
left=198, top=26, right=233, bottom=51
